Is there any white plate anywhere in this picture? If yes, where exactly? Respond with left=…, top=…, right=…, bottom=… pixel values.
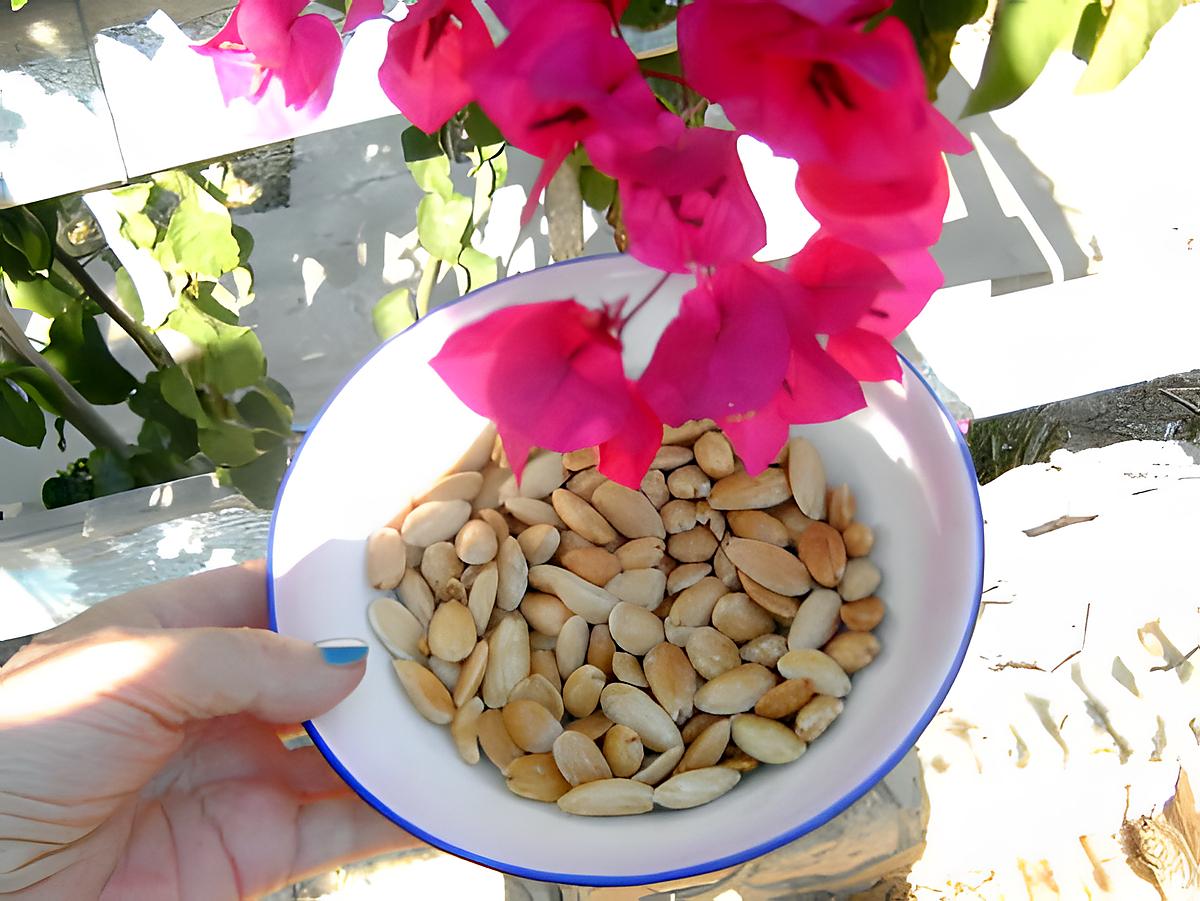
left=268, top=253, right=983, bottom=886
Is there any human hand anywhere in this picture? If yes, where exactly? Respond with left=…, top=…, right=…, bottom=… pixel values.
left=0, top=561, right=420, bottom=899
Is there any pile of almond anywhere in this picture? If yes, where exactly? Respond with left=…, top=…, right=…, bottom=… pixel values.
left=365, top=420, right=883, bottom=816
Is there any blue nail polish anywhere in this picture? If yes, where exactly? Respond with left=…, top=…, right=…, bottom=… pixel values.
left=316, top=638, right=369, bottom=666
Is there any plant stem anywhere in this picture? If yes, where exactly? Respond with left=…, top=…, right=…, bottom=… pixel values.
left=415, top=257, right=443, bottom=318
left=546, top=161, right=584, bottom=262
left=53, top=245, right=176, bottom=371
left=618, top=271, right=672, bottom=336
left=0, top=297, right=131, bottom=459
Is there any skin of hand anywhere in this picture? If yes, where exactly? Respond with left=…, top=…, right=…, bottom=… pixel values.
left=0, top=560, right=420, bottom=899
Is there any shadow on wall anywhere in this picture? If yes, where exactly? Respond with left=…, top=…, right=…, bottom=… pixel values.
left=934, top=69, right=1092, bottom=296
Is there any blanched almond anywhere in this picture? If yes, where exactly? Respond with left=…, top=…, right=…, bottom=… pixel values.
left=641, top=469, right=670, bottom=509
left=562, top=663, right=606, bottom=718
left=797, top=522, right=847, bottom=588
left=367, top=527, right=407, bottom=590
left=451, top=422, right=497, bottom=475
left=615, top=537, right=665, bottom=570
left=824, top=631, right=880, bottom=673
left=507, top=753, right=571, bottom=801
left=681, top=712, right=723, bottom=745
left=605, top=568, right=667, bottom=609
left=787, top=588, right=842, bottom=651
left=842, top=521, right=875, bottom=557
left=402, top=500, right=472, bottom=548
left=739, top=633, right=788, bottom=668
left=698, top=503, right=726, bottom=540
left=602, top=724, right=644, bottom=777
left=564, top=447, right=599, bottom=470
left=777, top=649, right=851, bottom=697
left=520, top=591, right=573, bottom=637
left=609, top=602, right=666, bottom=655
left=510, top=673, right=565, bottom=721
left=478, top=506, right=509, bottom=544
left=694, top=663, right=776, bottom=715
left=685, top=627, right=741, bottom=681
left=661, top=499, right=698, bottom=535
left=428, top=656, right=461, bottom=692
left=439, top=577, right=467, bottom=606
left=677, top=717, right=731, bottom=774
left=451, top=696, right=484, bottom=764
left=494, top=535, right=528, bottom=614
left=421, top=471, right=484, bottom=504
left=712, top=546, right=741, bottom=590
left=754, top=678, right=815, bottom=719
left=663, top=419, right=716, bottom=445
left=556, top=616, right=589, bottom=680
left=612, top=651, right=650, bottom=687
left=557, top=778, right=652, bottom=815
left=693, top=431, right=736, bottom=479
left=668, top=576, right=727, bottom=627
left=652, top=445, right=694, bottom=469
left=708, top=469, right=791, bottom=510
left=518, top=452, right=567, bottom=499
left=530, top=648, right=561, bottom=692
left=720, top=750, right=760, bottom=773
left=591, top=481, right=666, bottom=539
left=482, top=613, right=530, bottom=708
left=473, top=464, right=511, bottom=511
left=467, top=562, right=498, bottom=636
left=722, top=537, right=811, bottom=596
left=654, top=767, right=740, bottom=809
left=838, top=557, right=881, bottom=601
left=711, top=592, right=775, bottom=643
left=453, top=641, right=489, bottom=707
left=643, top=641, right=698, bottom=723
left=787, top=437, right=826, bottom=520
left=552, top=731, right=612, bottom=786
left=566, top=711, right=613, bottom=741
left=552, top=488, right=617, bottom=545
left=505, top=497, right=565, bottom=528
left=827, top=483, right=855, bottom=531
left=421, top=541, right=464, bottom=597
left=428, top=600, right=476, bottom=662
left=518, top=523, right=560, bottom=565
left=664, top=620, right=698, bottom=647
left=368, top=596, right=424, bottom=660
left=529, top=564, right=619, bottom=624
left=739, top=571, right=800, bottom=622
left=726, top=510, right=789, bottom=547
left=561, top=547, right=622, bottom=587
left=794, top=695, right=844, bottom=741
left=631, top=745, right=684, bottom=785
left=478, top=708, right=523, bottom=773
left=566, top=467, right=606, bottom=501
left=668, top=525, right=718, bottom=563
left=503, top=699, right=563, bottom=753
left=392, top=660, right=454, bottom=724
left=841, top=596, right=885, bottom=631
left=732, top=713, right=806, bottom=764
left=529, top=631, right=556, bottom=651
left=556, top=530, right=596, bottom=559
left=667, top=465, right=711, bottom=500
left=667, top=562, right=712, bottom=594
left=600, top=683, right=683, bottom=751
left=587, top=624, right=617, bottom=677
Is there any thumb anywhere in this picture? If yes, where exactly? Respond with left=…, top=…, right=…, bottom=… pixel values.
left=100, top=627, right=368, bottom=727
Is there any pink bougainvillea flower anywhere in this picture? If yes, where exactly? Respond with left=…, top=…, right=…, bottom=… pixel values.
left=343, top=0, right=384, bottom=32
left=678, top=2, right=970, bottom=249
left=488, top=0, right=631, bottom=27
left=469, top=4, right=663, bottom=223
left=639, top=262, right=866, bottom=473
left=378, top=0, right=493, bottom=134
left=193, top=0, right=343, bottom=114
left=591, top=120, right=767, bottom=273
left=430, top=300, right=657, bottom=486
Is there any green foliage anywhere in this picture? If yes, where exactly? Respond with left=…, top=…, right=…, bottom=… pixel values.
left=621, top=0, right=679, bottom=30
left=580, top=165, right=618, bottom=212
left=372, top=286, right=416, bottom=339
left=885, top=0, right=988, bottom=99
left=42, top=459, right=94, bottom=509
left=1076, top=0, right=1181, bottom=92
left=42, top=304, right=138, bottom=405
left=0, top=372, right=46, bottom=447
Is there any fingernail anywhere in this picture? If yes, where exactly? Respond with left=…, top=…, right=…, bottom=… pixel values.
left=315, top=638, right=369, bottom=666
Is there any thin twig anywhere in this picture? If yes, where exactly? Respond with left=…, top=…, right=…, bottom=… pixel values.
left=1159, top=387, right=1200, bottom=415
left=53, top=245, right=175, bottom=371
left=1023, top=514, right=1098, bottom=537
left=414, top=258, right=443, bottom=318
left=1150, top=645, right=1198, bottom=673
left=618, top=271, right=672, bottom=336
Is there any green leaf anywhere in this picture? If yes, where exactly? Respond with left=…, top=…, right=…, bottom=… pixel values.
left=53, top=417, right=67, bottom=452
left=42, top=305, right=137, bottom=405
left=457, top=247, right=497, bottom=294
left=114, top=267, right=145, bottom=322
left=0, top=377, right=46, bottom=447
left=372, top=286, right=416, bottom=339
left=27, top=200, right=60, bottom=251
left=1076, top=0, right=1180, bottom=93
left=227, top=444, right=289, bottom=508
left=42, top=461, right=94, bottom=509
left=129, top=369, right=201, bottom=458
left=236, top=385, right=293, bottom=436
left=0, top=207, right=52, bottom=271
left=403, top=126, right=453, bottom=199
left=109, top=182, right=158, bottom=249
left=199, top=421, right=260, bottom=466
left=580, top=166, right=617, bottom=212
left=963, top=0, right=1086, bottom=115
left=161, top=174, right=240, bottom=276
left=11, top=0, right=31, bottom=11
left=3, top=273, right=73, bottom=317
left=193, top=280, right=240, bottom=324
left=1073, top=2, right=1105, bottom=60
left=0, top=362, right=63, bottom=413
left=165, top=299, right=266, bottom=394
left=464, top=103, right=503, bottom=147
left=88, top=447, right=137, bottom=496
left=417, top=193, right=473, bottom=260
left=887, top=0, right=988, bottom=99
left=401, top=126, right=444, bottom=162
left=157, top=364, right=207, bottom=423
left=621, top=0, right=679, bottom=30
left=264, top=377, right=294, bottom=410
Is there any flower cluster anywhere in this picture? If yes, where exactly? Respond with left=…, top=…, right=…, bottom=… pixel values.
left=196, top=0, right=968, bottom=486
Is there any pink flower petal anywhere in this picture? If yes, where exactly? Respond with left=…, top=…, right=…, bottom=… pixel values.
left=720, top=404, right=791, bottom=475
left=825, top=329, right=902, bottom=382
left=859, top=245, right=944, bottom=340
left=276, top=14, right=344, bottom=112
left=598, top=390, right=662, bottom=488
left=343, top=0, right=384, bottom=31
left=236, top=0, right=308, bottom=67
left=776, top=333, right=867, bottom=423
left=789, top=232, right=901, bottom=334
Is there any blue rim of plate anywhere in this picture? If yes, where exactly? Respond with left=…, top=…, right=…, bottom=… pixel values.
left=267, top=253, right=985, bottom=888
